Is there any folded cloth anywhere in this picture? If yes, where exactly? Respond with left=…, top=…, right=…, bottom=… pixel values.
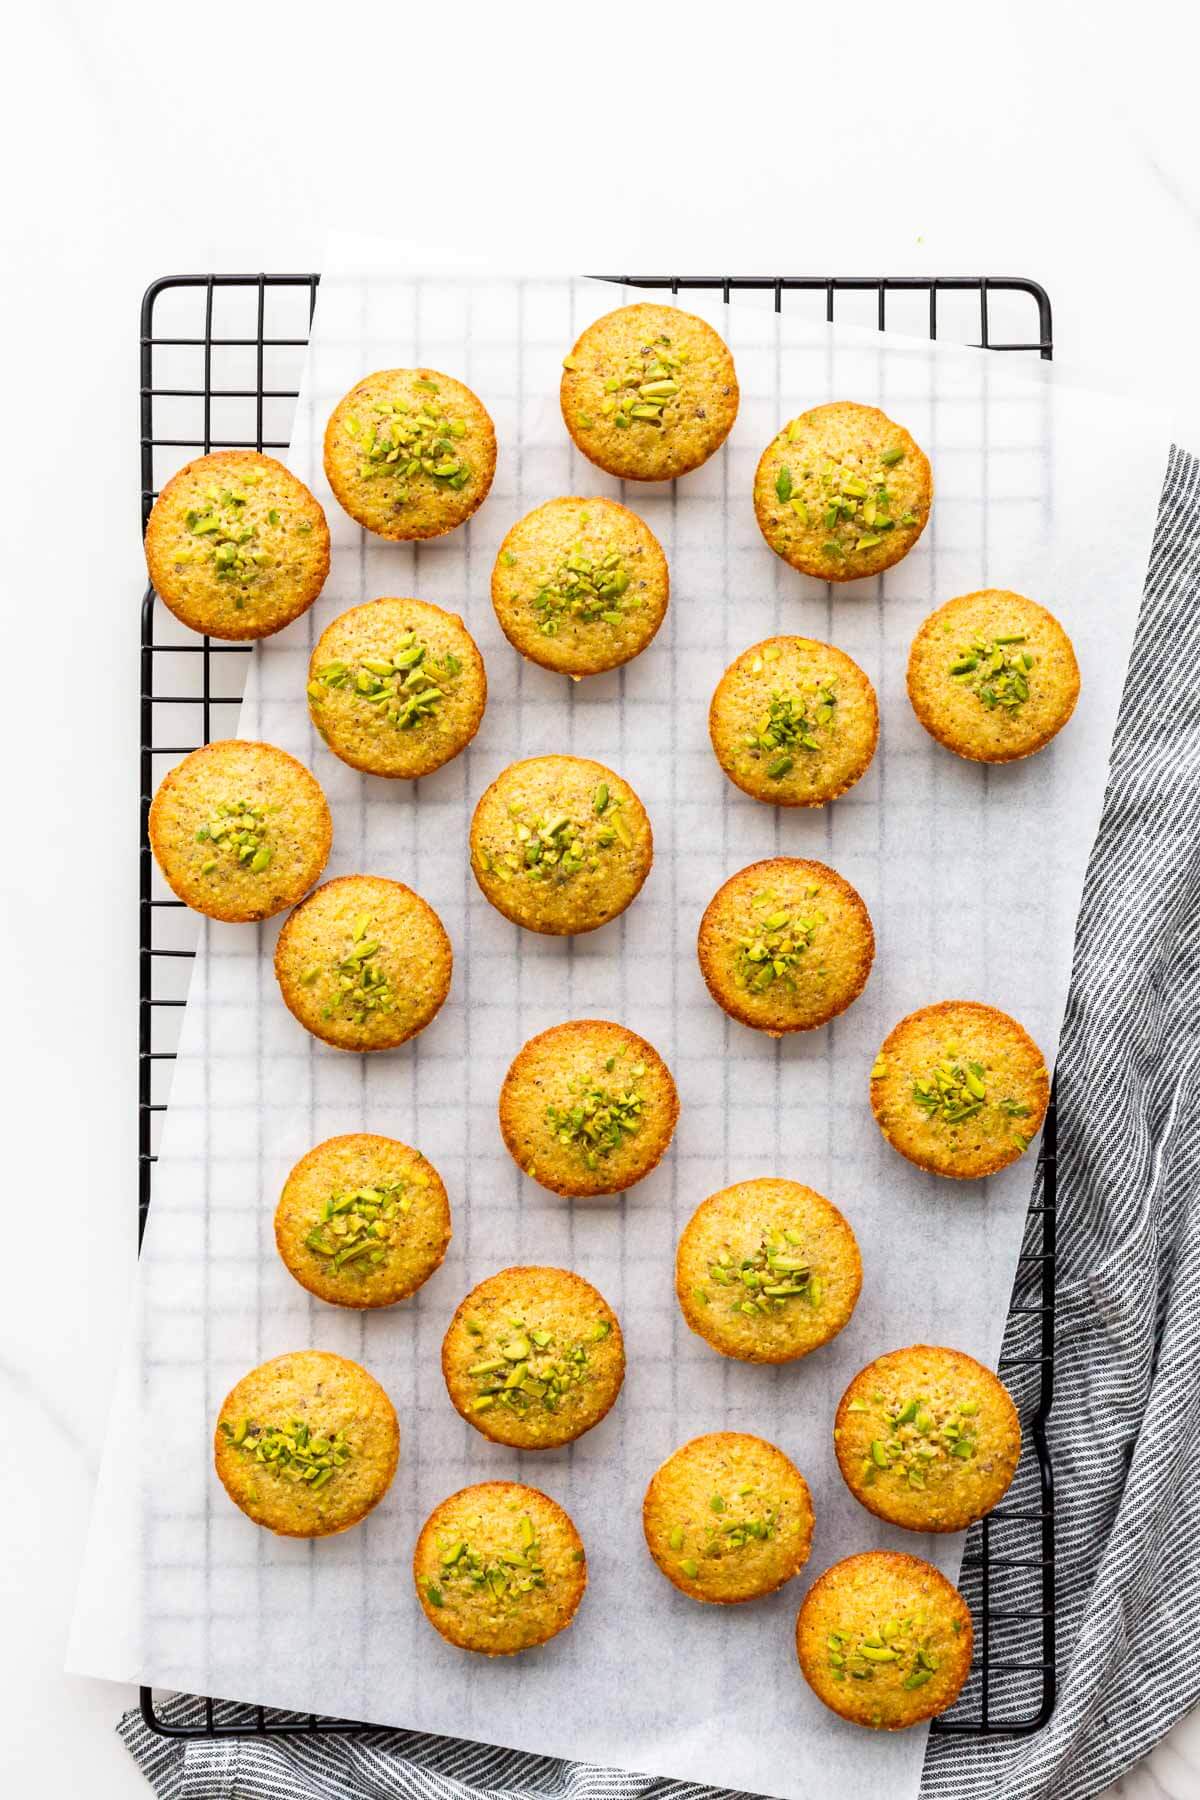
left=119, top=447, right=1200, bottom=1800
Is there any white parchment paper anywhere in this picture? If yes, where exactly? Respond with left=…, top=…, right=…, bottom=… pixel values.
left=71, top=236, right=1168, bottom=1800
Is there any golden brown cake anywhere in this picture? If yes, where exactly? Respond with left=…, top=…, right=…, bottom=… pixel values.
left=148, top=739, right=331, bottom=922
left=273, top=874, right=452, bottom=1053
left=709, top=636, right=878, bottom=806
left=870, top=1000, right=1050, bottom=1178
left=307, top=597, right=487, bottom=779
left=796, top=1551, right=973, bottom=1730
left=144, top=450, right=329, bottom=640
left=753, top=402, right=931, bottom=582
left=214, top=1350, right=398, bottom=1538
left=642, top=1433, right=814, bottom=1604
left=274, top=1133, right=451, bottom=1309
left=491, top=497, right=669, bottom=678
left=675, top=1178, right=862, bottom=1364
left=470, top=755, right=652, bottom=935
left=907, top=589, right=1081, bottom=763
left=324, top=368, right=496, bottom=540
left=561, top=303, right=738, bottom=481
left=498, top=1019, right=678, bottom=1197
left=697, top=857, right=874, bottom=1036
left=441, top=1265, right=624, bottom=1450
left=834, top=1345, right=1021, bottom=1533
left=414, top=1482, right=586, bottom=1655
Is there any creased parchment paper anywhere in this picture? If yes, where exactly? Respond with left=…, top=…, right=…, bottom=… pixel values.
left=71, top=235, right=1167, bottom=1800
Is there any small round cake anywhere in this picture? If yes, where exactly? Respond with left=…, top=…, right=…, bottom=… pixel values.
left=796, top=1551, right=973, bottom=1730
left=274, top=1133, right=451, bottom=1309
left=307, top=597, right=487, bottom=779
left=753, top=402, right=931, bottom=583
left=870, top=1000, right=1049, bottom=1179
left=709, top=637, right=879, bottom=807
left=642, top=1433, right=814, bottom=1605
left=214, top=1350, right=398, bottom=1538
left=561, top=303, right=738, bottom=482
left=907, top=589, right=1081, bottom=763
left=149, top=739, right=332, bottom=923
left=499, top=1019, right=679, bottom=1197
left=834, top=1345, right=1021, bottom=1533
left=442, top=1266, right=624, bottom=1450
left=491, top=497, right=669, bottom=678
left=470, top=755, right=653, bottom=935
left=676, top=1178, right=862, bottom=1364
left=414, top=1482, right=586, bottom=1656
left=145, top=451, right=330, bottom=640
left=323, top=368, right=496, bottom=540
left=697, top=857, right=875, bottom=1036
left=273, top=874, right=452, bottom=1053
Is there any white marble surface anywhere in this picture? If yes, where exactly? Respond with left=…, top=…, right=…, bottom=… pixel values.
left=3, top=2, right=1199, bottom=1795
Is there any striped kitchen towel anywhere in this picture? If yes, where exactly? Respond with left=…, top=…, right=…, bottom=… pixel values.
left=117, top=445, right=1200, bottom=1800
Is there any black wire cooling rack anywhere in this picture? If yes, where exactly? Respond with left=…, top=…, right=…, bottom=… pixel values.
left=138, top=272, right=1057, bottom=1744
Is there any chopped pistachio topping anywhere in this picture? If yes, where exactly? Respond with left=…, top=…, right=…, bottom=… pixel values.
left=912, top=1050, right=1033, bottom=1134
left=195, top=797, right=274, bottom=876
left=176, top=482, right=293, bottom=583
left=525, top=533, right=641, bottom=637
left=741, top=677, right=838, bottom=779
left=478, top=794, right=634, bottom=889
left=672, top=1489, right=780, bottom=1575
left=853, top=1392, right=981, bottom=1491
left=948, top=632, right=1034, bottom=713
left=309, top=630, right=462, bottom=732
left=220, top=1415, right=352, bottom=1492
left=544, top=1051, right=646, bottom=1170
left=345, top=387, right=471, bottom=505
left=707, top=1227, right=822, bottom=1319
left=304, top=1165, right=427, bottom=1276
left=732, top=886, right=825, bottom=994
left=589, top=330, right=688, bottom=433
left=826, top=1614, right=942, bottom=1687
left=318, top=910, right=395, bottom=1027
left=432, top=1514, right=546, bottom=1608
left=769, top=436, right=920, bottom=558
left=464, top=1314, right=610, bottom=1418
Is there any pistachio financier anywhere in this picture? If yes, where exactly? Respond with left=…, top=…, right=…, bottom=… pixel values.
left=754, top=402, right=931, bottom=583
left=324, top=367, right=496, bottom=540
left=907, top=589, right=1080, bottom=763
left=274, top=874, right=452, bottom=1053
left=697, top=857, right=874, bottom=1035
left=870, top=1000, right=1049, bottom=1178
left=145, top=450, right=329, bottom=640
left=491, top=496, right=669, bottom=677
left=676, top=1178, right=861, bottom=1364
left=709, top=636, right=878, bottom=806
left=561, top=302, right=738, bottom=482
left=797, top=1550, right=973, bottom=1730
left=470, top=755, right=653, bottom=935
left=499, top=1018, right=679, bottom=1197
left=149, top=738, right=331, bottom=923
left=307, top=597, right=487, bottom=779
left=834, top=1345, right=1021, bottom=1533
left=214, top=1349, right=399, bottom=1538
left=274, top=1133, right=451, bottom=1309
left=415, top=1481, right=586, bottom=1655
left=442, top=1265, right=624, bottom=1450
left=643, top=1432, right=814, bottom=1605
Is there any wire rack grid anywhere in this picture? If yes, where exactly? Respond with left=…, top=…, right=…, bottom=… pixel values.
left=137, top=271, right=1056, bottom=1744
